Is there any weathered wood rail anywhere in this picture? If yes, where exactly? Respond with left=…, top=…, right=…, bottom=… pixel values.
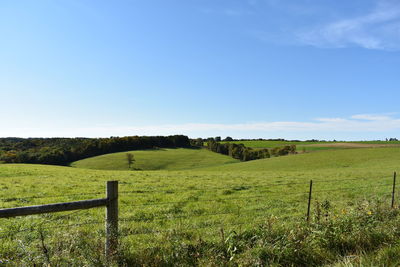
left=0, top=198, right=107, bottom=218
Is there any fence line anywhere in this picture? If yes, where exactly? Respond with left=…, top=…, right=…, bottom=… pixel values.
left=0, top=220, right=105, bottom=241
left=120, top=206, right=273, bottom=224
left=313, top=183, right=391, bottom=193
left=119, top=176, right=384, bottom=194
left=0, top=172, right=398, bottom=259
left=120, top=194, right=393, bottom=226
left=0, top=209, right=90, bottom=239
left=121, top=209, right=284, bottom=238
left=121, top=183, right=391, bottom=208
left=0, top=182, right=389, bottom=206
left=125, top=192, right=308, bottom=208
left=122, top=220, right=254, bottom=237
left=0, top=176, right=389, bottom=203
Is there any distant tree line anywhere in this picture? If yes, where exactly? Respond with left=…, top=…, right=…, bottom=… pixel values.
left=202, top=139, right=296, bottom=161
left=200, top=137, right=340, bottom=143
left=0, top=135, right=190, bottom=165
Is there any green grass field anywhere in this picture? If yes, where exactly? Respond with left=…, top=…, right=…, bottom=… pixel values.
left=221, top=140, right=400, bottom=152
left=219, top=140, right=333, bottom=152
left=1, top=147, right=400, bottom=265
left=71, top=148, right=239, bottom=171
left=222, top=140, right=339, bottom=152
left=206, top=146, right=400, bottom=172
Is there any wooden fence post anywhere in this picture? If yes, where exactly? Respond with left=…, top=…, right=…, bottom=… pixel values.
left=392, top=172, right=396, bottom=208
left=307, top=180, right=313, bottom=222
left=105, top=181, right=118, bottom=259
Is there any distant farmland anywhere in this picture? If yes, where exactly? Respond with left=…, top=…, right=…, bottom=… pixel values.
left=220, top=140, right=400, bottom=152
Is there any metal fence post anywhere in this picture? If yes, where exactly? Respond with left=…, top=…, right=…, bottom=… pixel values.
left=392, top=172, right=397, bottom=208
left=307, top=180, right=313, bottom=222
left=105, top=181, right=118, bottom=258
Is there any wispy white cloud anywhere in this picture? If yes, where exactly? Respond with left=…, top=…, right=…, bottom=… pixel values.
left=351, top=114, right=392, bottom=121
left=315, top=118, right=348, bottom=123
left=298, top=0, right=400, bottom=50
left=2, top=114, right=400, bottom=139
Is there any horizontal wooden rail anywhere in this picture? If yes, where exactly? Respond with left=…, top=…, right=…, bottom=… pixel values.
left=0, top=198, right=107, bottom=218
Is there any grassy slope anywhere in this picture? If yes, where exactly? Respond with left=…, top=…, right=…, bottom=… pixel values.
left=222, top=140, right=400, bottom=152
left=220, top=140, right=340, bottom=152
left=2, top=147, right=400, bottom=264
left=204, top=147, right=400, bottom=172
left=71, top=148, right=239, bottom=171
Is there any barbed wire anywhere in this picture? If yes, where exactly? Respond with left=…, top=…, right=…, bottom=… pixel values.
left=44, top=220, right=104, bottom=230
left=120, top=206, right=273, bottom=224
left=0, top=176, right=392, bottom=202
left=313, top=183, right=391, bottom=193
left=0, top=174, right=396, bottom=240
left=120, top=192, right=394, bottom=223
left=120, top=183, right=392, bottom=208
left=122, top=221, right=246, bottom=237
left=121, top=214, right=271, bottom=237
left=0, top=209, right=91, bottom=239
left=124, top=192, right=308, bottom=208
left=313, top=194, right=391, bottom=202
left=0, top=182, right=385, bottom=209
left=119, top=176, right=389, bottom=194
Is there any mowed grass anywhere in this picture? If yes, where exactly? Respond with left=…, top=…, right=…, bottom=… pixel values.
left=71, top=148, right=239, bottom=171
left=1, top=147, right=400, bottom=264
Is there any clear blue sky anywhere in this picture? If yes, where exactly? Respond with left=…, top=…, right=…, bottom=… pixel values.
left=1, top=0, right=400, bottom=140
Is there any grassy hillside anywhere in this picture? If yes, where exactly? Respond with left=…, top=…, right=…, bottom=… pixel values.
left=204, top=147, right=400, bottom=172
left=71, top=148, right=239, bottom=171
left=220, top=140, right=336, bottom=152
left=222, top=140, right=400, bottom=152
left=2, top=147, right=400, bottom=265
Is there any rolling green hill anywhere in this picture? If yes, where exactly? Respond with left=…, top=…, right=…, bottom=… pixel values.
left=221, top=140, right=400, bottom=152
left=203, top=146, right=400, bottom=173
left=71, top=148, right=239, bottom=170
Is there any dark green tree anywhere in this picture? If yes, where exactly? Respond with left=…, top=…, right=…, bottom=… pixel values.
left=224, top=136, right=233, bottom=141
left=126, top=153, right=135, bottom=169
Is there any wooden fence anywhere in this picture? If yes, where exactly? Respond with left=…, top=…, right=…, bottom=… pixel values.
left=0, top=172, right=398, bottom=260
left=0, top=181, right=118, bottom=259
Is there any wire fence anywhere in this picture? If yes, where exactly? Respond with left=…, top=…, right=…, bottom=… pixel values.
left=0, top=175, right=388, bottom=202
left=118, top=176, right=384, bottom=194
left=0, top=173, right=397, bottom=247
left=0, top=209, right=97, bottom=240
